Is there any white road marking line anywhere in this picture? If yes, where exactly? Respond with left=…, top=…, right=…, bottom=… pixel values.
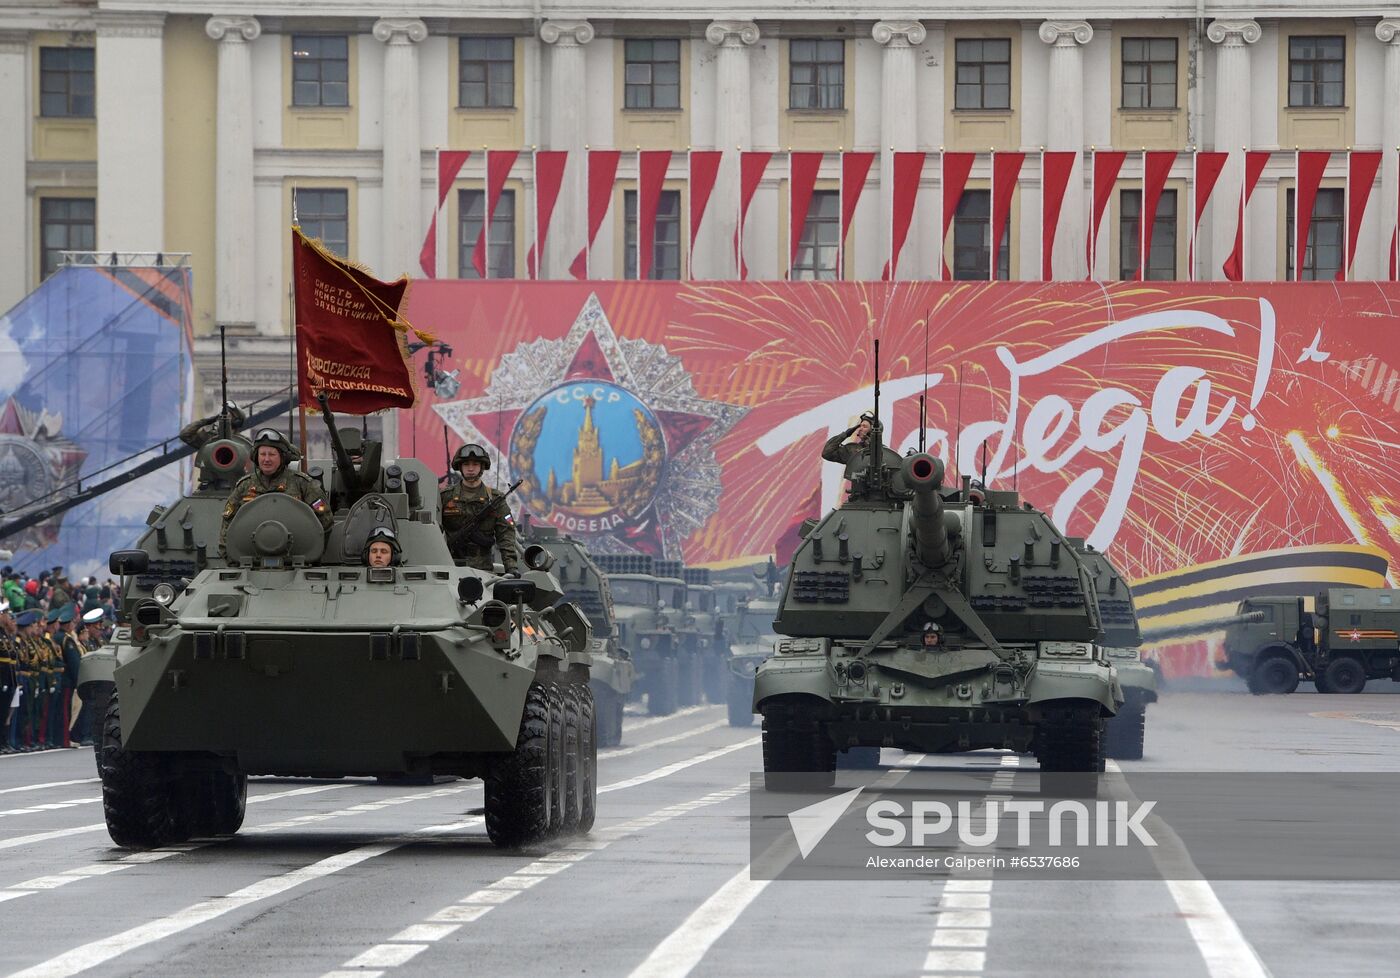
left=0, top=798, right=102, bottom=818
left=0, top=778, right=99, bottom=795
left=601, top=720, right=730, bottom=759
left=1105, top=760, right=1273, bottom=978
left=621, top=705, right=717, bottom=733
left=598, top=737, right=758, bottom=793
left=9, top=818, right=481, bottom=978
left=342, top=944, right=429, bottom=968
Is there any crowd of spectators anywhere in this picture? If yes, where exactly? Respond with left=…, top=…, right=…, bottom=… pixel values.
left=0, top=565, right=118, bottom=752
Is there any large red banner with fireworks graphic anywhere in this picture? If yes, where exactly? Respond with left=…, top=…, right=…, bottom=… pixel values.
left=400, top=281, right=1400, bottom=675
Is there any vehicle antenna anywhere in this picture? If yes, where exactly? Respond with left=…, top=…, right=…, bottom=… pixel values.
left=920, top=307, right=929, bottom=453
left=955, top=360, right=965, bottom=481
left=443, top=424, right=451, bottom=483
left=980, top=438, right=989, bottom=488
left=871, top=338, right=882, bottom=492
left=218, top=323, right=231, bottom=441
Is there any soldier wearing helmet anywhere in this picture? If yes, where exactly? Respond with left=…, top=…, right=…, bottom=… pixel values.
left=180, top=401, right=251, bottom=450
left=440, top=444, right=520, bottom=575
left=362, top=527, right=401, bottom=568
left=822, top=410, right=878, bottom=467
left=219, top=429, right=333, bottom=553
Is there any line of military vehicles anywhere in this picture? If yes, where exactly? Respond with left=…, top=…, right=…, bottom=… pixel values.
left=78, top=394, right=1396, bottom=853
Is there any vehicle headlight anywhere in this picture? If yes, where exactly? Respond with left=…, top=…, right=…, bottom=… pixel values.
left=152, top=583, right=177, bottom=606
left=640, top=637, right=652, bottom=649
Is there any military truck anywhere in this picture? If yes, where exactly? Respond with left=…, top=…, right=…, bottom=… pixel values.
left=726, top=596, right=778, bottom=727
left=1071, top=539, right=1155, bottom=760
left=756, top=431, right=1120, bottom=787
left=1222, top=587, right=1400, bottom=694
left=682, top=567, right=727, bottom=704
left=521, top=522, right=634, bottom=746
left=82, top=418, right=596, bottom=850
left=595, top=553, right=680, bottom=715
left=655, top=559, right=703, bottom=707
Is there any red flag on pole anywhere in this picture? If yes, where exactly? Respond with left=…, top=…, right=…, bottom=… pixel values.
left=939, top=152, right=975, bottom=280
left=570, top=150, right=622, bottom=280
left=1137, top=151, right=1177, bottom=280
left=990, top=151, right=1025, bottom=281
left=1041, top=150, right=1078, bottom=281
left=294, top=227, right=422, bottom=413
left=1393, top=152, right=1400, bottom=280
left=736, top=151, right=772, bottom=280
left=839, top=152, right=875, bottom=278
left=1222, top=150, right=1270, bottom=282
left=687, top=150, right=722, bottom=278
left=419, top=149, right=471, bottom=277
left=1294, top=150, right=1331, bottom=282
left=788, top=152, right=824, bottom=276
left=472, top=150, right=519, bottom=279
left=882, top=152, right=925, bottom=280
left=1087, top=150, right=1127, bottom=276
left=527, top=150, right=567, bottom=280
left=1190, top=151, right=1229, bottom=280
left=1340, top=150, right=1383, bottom=280
left=636, top=150, right=672, bottom=280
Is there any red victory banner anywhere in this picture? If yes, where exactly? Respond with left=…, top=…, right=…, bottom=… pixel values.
left=293, top=227, right=422, bottom=413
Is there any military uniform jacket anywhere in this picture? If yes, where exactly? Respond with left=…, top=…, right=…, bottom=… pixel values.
left=59, top=632, right=83, bottom=689
left=220, top=468, right=333, bottom=550
left=821, top=429, right=866, bottom=467
left=440, top=481, right=520, bottom=573
left=0, top=634, right=16, bottom=694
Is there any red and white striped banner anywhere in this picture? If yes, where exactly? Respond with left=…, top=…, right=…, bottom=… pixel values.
left=990, top=151, right=1024, bottom=281
left=472, top=149, right=519, bottom=279
left=570, top=150, right=622, bottom=280
left=839, top=151, right=876, bottom=279
left=1222, top=150, right=1270, bottom=282
left=884, top=151, right=925, bottom=280
left=1189, top=151, right=1229, bottom=281
left=939, top=152, right=975, bottom=281
left=788, top=152, right=824, bottom=278
left=737, top=151, right=773, bottom=280
left=419, top=149, right=471, bottom=277
left=1340, top=150, right=1383, bottom=281
left=526, top=150, right=566, bottom=280
left=1293, top=151, right=1331, bottom=282
left=1137, top=151, right=1177, bottom=280
left=1042, top=150, right=1077, bottom=281
left=636, top=150, right=672, bottom=281
left=687, top=150, right=722, bottom=280
left=1087, top=150, right=1126, bottom=277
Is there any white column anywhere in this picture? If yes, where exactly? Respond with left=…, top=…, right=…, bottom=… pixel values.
left=873, top=21, right=925, bottom=279
left=205, top=16, right=260, bottom=332
left=1039, top=21, right=1092, bottom=280
left=705, top=20, right=760, bottom=279
left=540, top=19, right=593, bottom=279
left=0, top=31, right=27, bottom=308
left=1205, top=19, right=1261, bottom=281
left=1377, top=19, right=1400, bottom=279
left=96, top=13, right=165, bottom=252
left=373, top=18, right=427, bottom=280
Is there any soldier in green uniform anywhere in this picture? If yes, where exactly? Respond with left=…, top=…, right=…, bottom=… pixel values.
left=11, top=611, right=40, bottom=749
left=180, top=401, right=249, bottom=449
left=440, top=444, right=520, bottom=575
left=821, top=411, right=877, bottom=467
left=0, top=608, right=18, bottom=753
left=53, top=606, right=82, bottom=747
left=220, top=429, right=333, bottom=554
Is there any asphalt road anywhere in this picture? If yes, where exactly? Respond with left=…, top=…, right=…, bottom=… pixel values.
left=2, top=690, right=1400, bottom=978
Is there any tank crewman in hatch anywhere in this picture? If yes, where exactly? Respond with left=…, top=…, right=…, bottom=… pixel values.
left=220, top=429, right=333, bottom=554
left=180, top=402, right=250, bottom=450
left=440, top=444, right=520, bottom=575
left=363, top=527, right=401, bottom=568
left=821, top=411, right=877, bottom=467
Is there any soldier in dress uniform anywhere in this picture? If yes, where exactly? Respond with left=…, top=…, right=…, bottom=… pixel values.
left=220, top=429, right=333, bottom=554
left=53, top=606, right=83, bottom=748
left=439, top=444, right=520, bottom=575
left=13, top=609, right=40, bottom=750
left=0, top=607, right=18, bottom=753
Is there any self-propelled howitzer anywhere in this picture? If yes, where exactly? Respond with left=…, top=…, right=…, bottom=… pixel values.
left=758, top=448, right=1120, bottom=785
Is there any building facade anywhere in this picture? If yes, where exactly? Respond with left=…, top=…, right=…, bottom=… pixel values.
left=3, top=2, right=1399, bottom=428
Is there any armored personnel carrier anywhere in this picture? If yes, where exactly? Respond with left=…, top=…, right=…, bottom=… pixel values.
left=595, top=554, right=679, bottom=715
left=83, top=416, right=596, bottom=850
left=521, top=521, right=633, bottom=746
left=756, top=426, right=1120, bottom=787
left=682, top=567, right=727, bottom=704
left=726, top=596, right=778, bottom=727
left=1071, top=539, right=1155, bottom=760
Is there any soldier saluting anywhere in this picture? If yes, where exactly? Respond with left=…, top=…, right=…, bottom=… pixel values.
left=440, top=444, right=520, bottom=576
left=822, top=411, right=877, bottom=466
left=220, top=429, right=333, bottom=553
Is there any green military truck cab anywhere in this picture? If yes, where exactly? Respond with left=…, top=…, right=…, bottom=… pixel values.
left=1224, top=588, right=1400, bottom=694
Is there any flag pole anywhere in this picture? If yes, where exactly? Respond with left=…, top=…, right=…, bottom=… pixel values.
left=1343, top=148, right=1351, bottom=281
left=482, top=146, right=490, bottom=280
left=1188, top=148, right=1196, bottom=282
left=1139, top=149, right=1147, bottom=281
left=989, top=150, right=996, bottom=282
left=837, top=148, right=844, bottom=280
left=290, top=202, right=308, bottom=461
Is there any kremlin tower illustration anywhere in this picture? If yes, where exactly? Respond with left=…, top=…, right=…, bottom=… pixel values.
left=543, top=396, right=646, bottom=515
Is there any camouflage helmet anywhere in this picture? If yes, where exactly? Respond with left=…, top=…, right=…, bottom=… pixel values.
left=452, top=443, right=491, bottom=473
left=362, top=526, right=402, bottom=566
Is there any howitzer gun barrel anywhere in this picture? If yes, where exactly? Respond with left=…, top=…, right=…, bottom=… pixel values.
left=901, top=453, right=952, bottom=568
left=1139, top=610, right=1266, bottom=644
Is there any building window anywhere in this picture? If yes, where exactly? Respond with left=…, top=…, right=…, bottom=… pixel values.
left=791, top=190, right=840, bottom=280
left=1121, top=38, right=1176, bottom=108
left=954, top=38, right=1011, bottom=110
left=459, top=37, right=513, bottom=108
left=952, top=191, right=1009, bottom=280
left=39, top=47, right=95, bottom=118
left=624, top=190, right=682, bottom=280
left=39, top=197, right=95, bottom=279
left=294, top=188, right=349, bottom=258
left=292, top=35, right=349, bottom=107
left=1119, top=190, right=1178, bottom=280
left=1288, top=36, right=1344, bottom=108
left=624, top=39, right=680, bottom=110
left=789, top=39, right=844, bottom=110
left=458, top=189, right=515, bottom=279
left=1286, top=188, right=1344, bottom=280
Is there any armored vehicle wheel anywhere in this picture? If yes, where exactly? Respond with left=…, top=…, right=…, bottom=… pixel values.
left=573, top=685, right=597, bottom=834
left=1251, top=656, right=1300, bottom=695
left=761, top=696, right=836, bottom=790
left=592, top=686, right=623, bottom=748
left=836, top=746, right=881, bottom=770
left=677, top=655, right=702, bottom=708
left=561, top=686, right=583, bottom=834
left=546, top=684, right=568, bottom=834
left=86, top=681, right=114, bottom=774
left=1314, top=672, right=1334, bottom=693
left=702, top=655, right=725, bottom=705
left=485, top=682, right=555, bottom=848
left=1034, top=703, right=1105, bottom=774
left=726, top=673, right=754, bottom=728
left=1103, top=703, right=1146, bottom=761
left=1324, top=656, right=1367, bottom=694
left=187, top=769, right=248, bottom=836
left=99, top=692, right=195, bottom=849
left=647, top=657, right=679, bottom=716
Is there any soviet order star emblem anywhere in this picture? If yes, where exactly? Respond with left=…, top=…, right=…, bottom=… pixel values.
left=434, top=293, right=747, bottom=557
left=0, top=396, right=87, bottom=550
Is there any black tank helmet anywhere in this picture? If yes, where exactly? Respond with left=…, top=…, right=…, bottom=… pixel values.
left=452, top=443, right=491, bottom=473
left=362, top=526, right=402, bottom=566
